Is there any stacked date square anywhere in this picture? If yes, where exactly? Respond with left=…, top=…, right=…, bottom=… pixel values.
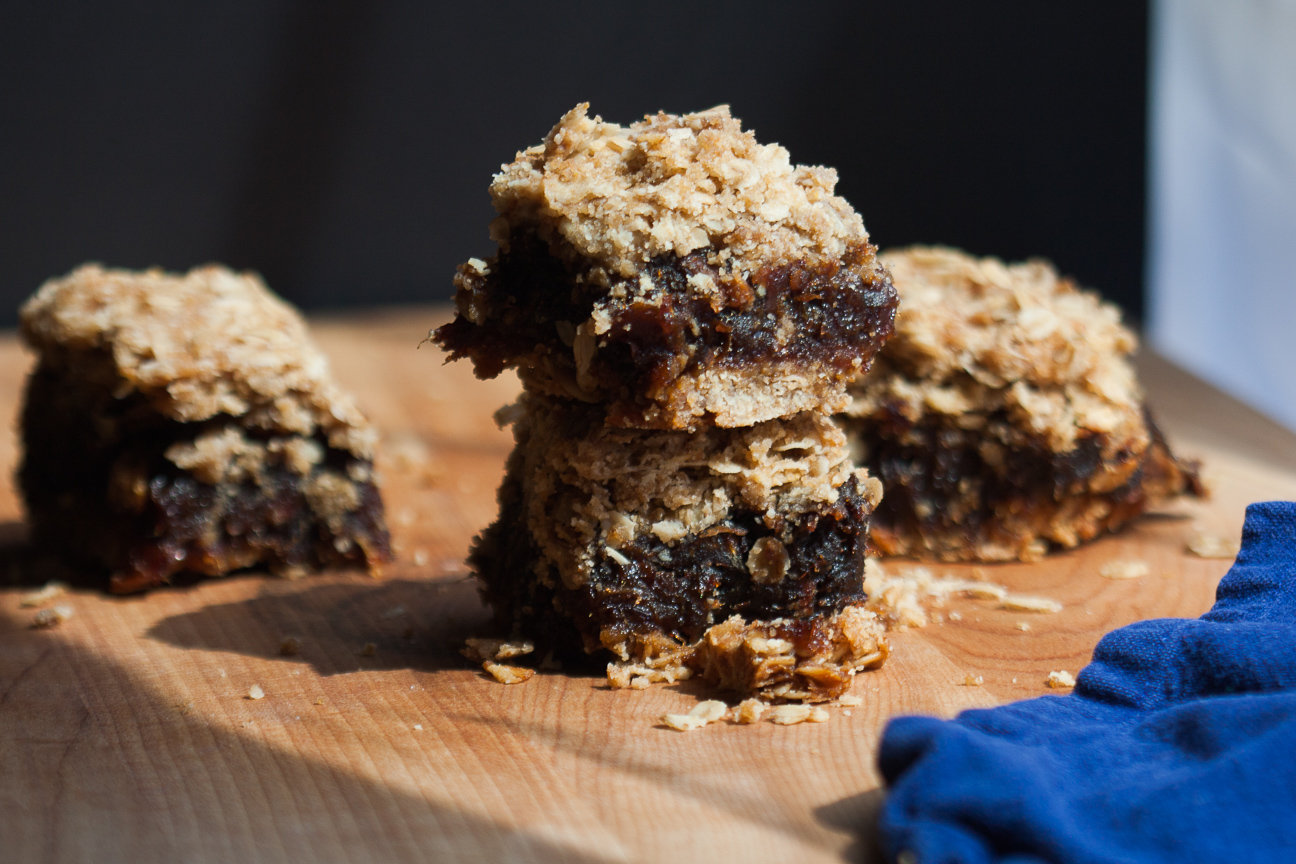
left=436, top=105, right=898, bottom=701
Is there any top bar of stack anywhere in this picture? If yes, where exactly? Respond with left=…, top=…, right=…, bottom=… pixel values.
left=436, top=104, right=897, bottom=431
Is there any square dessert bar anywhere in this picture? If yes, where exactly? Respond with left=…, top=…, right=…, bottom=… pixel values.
left=435, top=104, right=897, bottom=431
left=840, top=247, right=1204, bottom=562
left=470, top=395, right=887, bottom=701
left=19, top=264, right=391, bottom=592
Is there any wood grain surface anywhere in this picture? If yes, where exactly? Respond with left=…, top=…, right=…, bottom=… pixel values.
left=2, top=307, right=1294, bottom=864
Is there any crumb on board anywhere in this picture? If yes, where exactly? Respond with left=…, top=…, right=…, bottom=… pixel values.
left=863, top=560, right=1061, bottom=628
left=178, top=699, right=195, bottom=716
left=807, top=707, right=830, bottom=723
left=1001, top=595, right=1062, bottom=613
left=20, top=581, right=68, bottom=608
left=769, top=704, right=813, bottom=726
left=463, top=637, right=536, bottom=662
left=662, top=700, right=729, bottom=731
left=31, top=605, right=73, bottom=628
left=961, top=674, right=984, bottom=687
left=1187, top=531, right=1241, bottom=559
left=1046, top=670, right=1076, bottom=689
left=279, top=636, right=301, bottom=656
left=1016, top=622, right=1032, bottom=632
left=843, top=708, right=853, bottom=716
left=413, top=723, right=423, bottom=731
left=734, top=699, right=767, bottom=724
left=1100, top=560, right=1149, bottom=580
left=483, top=661, right=535, bottom=685
left=314, top=697, right=326, bottom=705
left=838, top=694, right=863, bottom=707
left=247, top=684, right=265, bottom=700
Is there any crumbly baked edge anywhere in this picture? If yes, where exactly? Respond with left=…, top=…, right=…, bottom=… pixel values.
left=489, top=103, right=871, bottom=287
left=605, top=606, right=889, bottom=703
left=856, top=245, right=1145, bottom=455
left=20, top=263, right=377, bottom=459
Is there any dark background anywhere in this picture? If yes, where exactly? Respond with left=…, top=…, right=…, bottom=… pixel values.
left=0, top=1, right=1148, bottom=328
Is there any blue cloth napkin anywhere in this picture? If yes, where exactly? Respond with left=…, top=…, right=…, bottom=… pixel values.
left=877, top=501, right=1296, bottom=864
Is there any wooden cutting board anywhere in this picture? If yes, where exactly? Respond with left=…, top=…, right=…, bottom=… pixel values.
left=2, top=308, right=1295, bottom=864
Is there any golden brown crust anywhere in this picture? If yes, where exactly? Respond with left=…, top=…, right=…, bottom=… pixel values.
left=847, top=246, right=1144, bottom=456
left=489, top=103, right=869, bottom=284
left=20, top=264, right=376, bottom=459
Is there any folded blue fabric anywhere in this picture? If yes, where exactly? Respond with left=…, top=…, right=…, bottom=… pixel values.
left=877, top=501, right=1296, bottom=864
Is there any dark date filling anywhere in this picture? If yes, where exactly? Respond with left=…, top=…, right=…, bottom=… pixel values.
left=856, top=407, right=1203, bottom=556
left=471, top=469, right=874, bottom=658
left=19, top=357, right=390, bottom=592
left=435, top=234, right=898, bottom=412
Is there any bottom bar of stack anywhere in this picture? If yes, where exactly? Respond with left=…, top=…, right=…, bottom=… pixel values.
left=469, top=395, right=888, bottom=702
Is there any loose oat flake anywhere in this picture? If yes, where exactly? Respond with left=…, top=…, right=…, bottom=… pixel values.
left=1001, top=595, right=1062, bottom=613
left=32, top=605, right=73, bottom=628
left=734, top=699, right=768, bottom=724
left=20, top=581, right=68, bottom=608
left=1046, top=670, right=1076, bottom=689
left=1100, top=560, right=1149, bottom=580
left=483, top=662, right=535, bottom=685
left=662, top=700, right=730, bottom=731
left=247, top=684, right=265, bottom=700
left=769, top=704, right=813, bottom=726
left=1187, top=532, right=1241, bottom=560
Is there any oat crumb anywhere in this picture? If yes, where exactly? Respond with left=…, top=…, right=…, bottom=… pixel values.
left=1016, top=622, right=1032, bottom=632
left=1046, top=670, right=1077, bottom=688
left=20, top=581, right=68, bottom=608
left=1187, top=532, right=1240, bottom=559
left=1001, top=595, right=1062, bottom=613
left=961, top=674, right=984, bottom=687
left=838, top=694, right=863, bottom=707
left=734, top=699, right=767, bottom=724
left=483, top=661, right=535, bottom=685
left=842, top=709, right=853, bottom=717
left=1100, top=560, right=1149, bottom=580
left=769, top=704, right=813, bottom=726
left=32, top=605, right=73, bottom=628
left=279, top=636, right=301, bottom=656
left=662, top=699, right=730, bottom=731
left=413, top=723, right=423, bottom=731
left=314, top=697, right=326, bottom=705
left=463, top=637, right=536, bottom=662
left=247, top=684, right=265, bottom=700
left=807, top=707, right=831, bottom=723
